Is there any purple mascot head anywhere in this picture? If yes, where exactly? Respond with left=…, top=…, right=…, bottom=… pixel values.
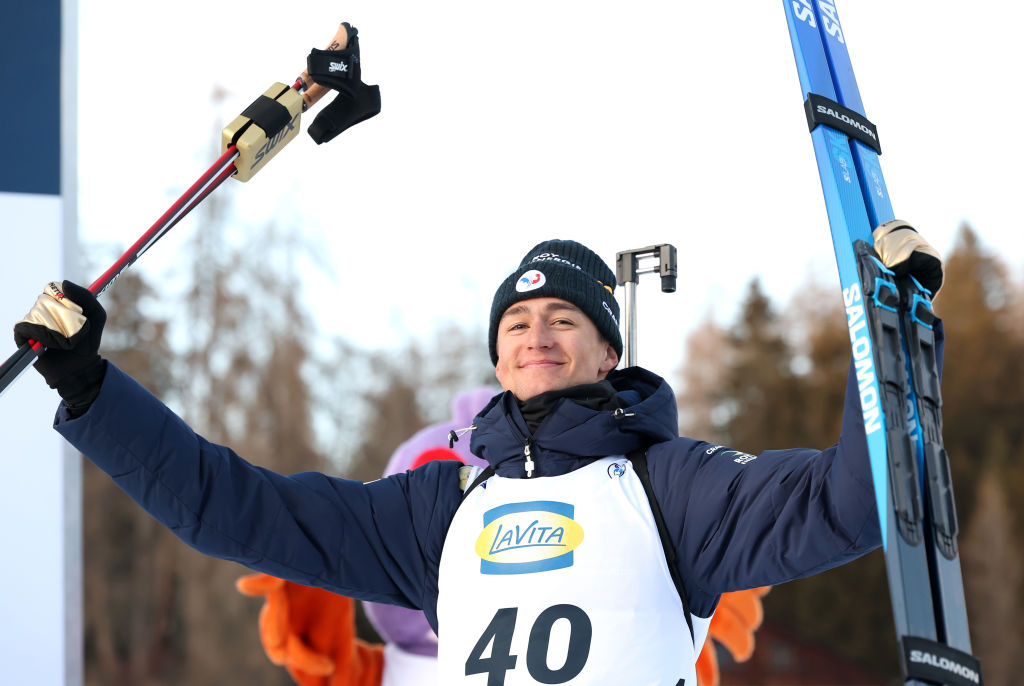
left=362, top=387, right=494, bottom=657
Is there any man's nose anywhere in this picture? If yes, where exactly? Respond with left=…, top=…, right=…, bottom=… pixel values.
left=525, top=322, right=553, bottom=348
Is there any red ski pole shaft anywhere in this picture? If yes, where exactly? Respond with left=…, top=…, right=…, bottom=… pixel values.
left=1, top=22, right=351, bottom=399
left=0, top=147, right=241, bottom=400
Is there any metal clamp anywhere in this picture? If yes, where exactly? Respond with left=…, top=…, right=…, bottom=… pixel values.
left=615, top=244, right=677, bottom=368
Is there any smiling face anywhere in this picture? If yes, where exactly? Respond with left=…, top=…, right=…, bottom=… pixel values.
left=494, top=297, right=619, bottom=401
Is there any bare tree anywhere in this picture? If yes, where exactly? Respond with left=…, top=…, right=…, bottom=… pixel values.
left=83, top=271, right=193, bottom=685
left=676, top=315, right=730, bottom=442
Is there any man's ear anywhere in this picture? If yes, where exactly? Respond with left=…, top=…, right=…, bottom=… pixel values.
left=600, top=344, right=619, bottom=375
left=494, top=364, right=507, bottom=390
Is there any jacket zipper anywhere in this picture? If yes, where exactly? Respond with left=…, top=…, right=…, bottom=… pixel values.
left=502, top=408, right=537, bottom=478
left=523, top=440, right=535, bottom=478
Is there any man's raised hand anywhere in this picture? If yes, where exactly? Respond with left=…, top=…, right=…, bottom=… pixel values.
left=14, top=281, right=107, bottom=414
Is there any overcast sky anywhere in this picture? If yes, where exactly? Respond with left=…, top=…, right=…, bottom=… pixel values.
left=75, top=1, right=1024, bottom=383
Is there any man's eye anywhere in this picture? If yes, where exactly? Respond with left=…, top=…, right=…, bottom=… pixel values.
left=552, top=318, right=574, bottom=326
left=507, top=322, right=527, bottom=331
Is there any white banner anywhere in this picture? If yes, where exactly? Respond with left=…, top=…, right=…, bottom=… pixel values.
left=0, top=192, right=79, bottom=686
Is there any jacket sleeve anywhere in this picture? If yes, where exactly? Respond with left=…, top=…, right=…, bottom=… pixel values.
left=54, top=363, right=460, bottom=613
left=648, top=321, right=945, bottom=616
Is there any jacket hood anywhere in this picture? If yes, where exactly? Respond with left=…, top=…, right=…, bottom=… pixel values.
left=469, top=366, right=679, bottom=478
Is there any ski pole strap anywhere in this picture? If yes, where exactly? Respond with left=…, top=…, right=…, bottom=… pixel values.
left=461, top=466, right=495, bottom=500
left=240, top=96, right=295, bottom=142
left=900, top=636, right=983, bottom=686
left=306, top=43, right=361, bottom=88
left=305, top=25, right=381, bottom=145
left=626, top=449, right=696, bottom=644
left=304, top=22, right=365, bottom=91
left=804, top=92, right=882, bottom=154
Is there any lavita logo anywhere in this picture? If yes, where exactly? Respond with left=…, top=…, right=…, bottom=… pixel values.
left=475, top=501, right=584, bottom=575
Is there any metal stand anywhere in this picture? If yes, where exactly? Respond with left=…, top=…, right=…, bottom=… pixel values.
left=615, top=244, right=677, bottom=368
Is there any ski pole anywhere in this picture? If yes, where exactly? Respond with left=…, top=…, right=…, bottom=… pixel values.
left=615, top=244, right=678, bottom=367
left=0, top=22, right=361, bottom=399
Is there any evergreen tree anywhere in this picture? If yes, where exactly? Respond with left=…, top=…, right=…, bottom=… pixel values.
left=721, top=278, right=807, bottom=451
left=676, top=275, right=895, bottom=675
left=676, top=223, right=1024, bottom=678
left=933, top=225, right=1024, bottom=530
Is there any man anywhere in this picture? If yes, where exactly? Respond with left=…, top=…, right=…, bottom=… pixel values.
left=236, top=387, right=770, bottom=686
left=14, top=226, right=942, bottom=685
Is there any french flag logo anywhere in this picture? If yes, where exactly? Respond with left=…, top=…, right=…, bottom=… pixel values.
left=516, top=270, right=546, bottom=293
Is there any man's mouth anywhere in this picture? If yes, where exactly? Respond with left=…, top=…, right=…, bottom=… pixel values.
left=521, top=360, right=562, bottom=369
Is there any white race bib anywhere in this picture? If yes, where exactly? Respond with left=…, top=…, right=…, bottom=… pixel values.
left=437, top=457, right=710, bottom=685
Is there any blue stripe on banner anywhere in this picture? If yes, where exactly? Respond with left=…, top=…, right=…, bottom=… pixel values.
left=0, top=1, right=61, bottom=195
left=483, top=500, right=575, bottom=526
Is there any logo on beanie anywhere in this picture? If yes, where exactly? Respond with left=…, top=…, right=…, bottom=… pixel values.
left=530, top=252, right=582, bottom=271
left=516, top=270, right=546, bottom=292
left=602, top=301, right=619, bottom=326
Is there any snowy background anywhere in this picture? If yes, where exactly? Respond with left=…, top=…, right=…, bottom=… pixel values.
left=73, top=0, right=1024, bottom=380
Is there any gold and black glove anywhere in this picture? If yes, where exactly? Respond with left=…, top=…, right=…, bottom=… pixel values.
left=873, top=220, right=944, bottom=295
left=13, top=281, right=107, bottom=416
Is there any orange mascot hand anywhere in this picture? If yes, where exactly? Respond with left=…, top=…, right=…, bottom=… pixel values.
left=237, top=573, right=384, bottom=686
left=695, top=586, right=771, bottom=686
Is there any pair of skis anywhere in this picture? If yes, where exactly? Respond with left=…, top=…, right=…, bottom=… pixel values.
left=783, top=2, right=981, bottom=684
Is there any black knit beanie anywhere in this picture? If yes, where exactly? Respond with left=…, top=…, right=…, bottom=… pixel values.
left=488, top=239, right=622, bottom=365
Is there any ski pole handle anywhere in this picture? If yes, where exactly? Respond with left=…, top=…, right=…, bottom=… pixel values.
left=3, top=23, right=353, bottom=400
left=296, top=22, right=351, bottom=110
left=225, top=22, right=353, bottom=182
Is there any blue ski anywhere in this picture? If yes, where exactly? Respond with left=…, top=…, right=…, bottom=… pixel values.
left=782, top=2, right=981, bottom=684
